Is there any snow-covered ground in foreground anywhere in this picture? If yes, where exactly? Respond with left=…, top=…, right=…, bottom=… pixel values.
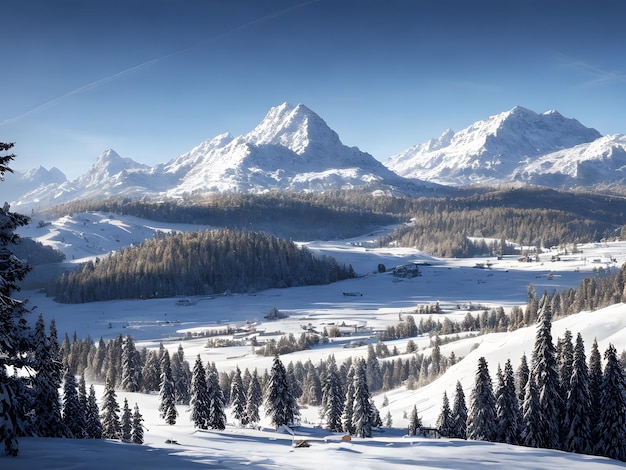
left=6, top=212, right=626, bottom=469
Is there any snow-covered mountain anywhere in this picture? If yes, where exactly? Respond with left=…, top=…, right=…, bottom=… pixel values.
left=12, top=103, right=433, bottom=211
left=386, top=106, right=603, bottom=186
left=1, top=165, right=66, bottom=205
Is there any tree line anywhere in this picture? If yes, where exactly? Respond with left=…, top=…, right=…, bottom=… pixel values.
left=47, top=228, right=354, bottom=303
left=435, top=292, right=626, bottom=462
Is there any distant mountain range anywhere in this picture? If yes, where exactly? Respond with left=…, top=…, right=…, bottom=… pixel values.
left=5, top=103, right=626, bottom=211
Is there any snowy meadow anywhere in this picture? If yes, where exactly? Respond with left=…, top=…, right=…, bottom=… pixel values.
left=4, top=213, right=626, bottom=469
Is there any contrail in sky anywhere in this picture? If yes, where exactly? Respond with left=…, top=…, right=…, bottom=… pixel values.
left=0, top=1, right=320, bottom=127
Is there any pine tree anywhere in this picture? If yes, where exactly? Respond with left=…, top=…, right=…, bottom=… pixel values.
left=351, top=358, right=374, bottom=438
left=62, top=369, right=84, bottom=438
left=120, top=398, right=132, bottom=443
left=207, top=369, right=227, bottom=430
left=85, top=385, right=103, bottom=439
left=100, top=379, right=121, bottom=440
left=563, top=333, right=591, bottom=454
left=588, top=337, right=603, bottom=448
left=230, top=367, right=247, bottom=425
left=171, top=344, right=191, bottom=405
left=264, top=355, right=299, bottom=428
left=320, top=355, right=344, bottom=432
left=366, top=345, right=383, bottom=393
left=158, top=350, right=178, bottom=425
left=467, top=357, right=496, bottom=441
left=142, top=349, right=161, bottom=393
left=495, top=360, right=520, bottom=445
left=121, top=335, right=141, bottom=392
left=131, top=403, right=144, bottom=444
left=341, top=364, right=356, bottom=435
left=557, top=329, right=574, bottom=446
left=0, top=143, right=32, bottom=455
left=77, top=373, right=88, bottom=435
left=516, top=353, right=529, bottom=404
left=32, top=313, right=66, bottom=437
left=520, top=373, right=541, bottom=448
left=531, top=294, right=560, bottom=449
left=189, top=355, right=210, bottom=429
left=244, top=370, right=262, bottom=427
left=594, top=344, right=626, bottom=461
left=408, top=404, right=422, bottom=436
left=450, top=380, right=467, bottom=439
left=436, top=391, right=454, bottom=437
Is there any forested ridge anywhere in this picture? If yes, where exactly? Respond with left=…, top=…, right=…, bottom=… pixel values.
left=39, top=187, right=626, bottom=259
left=48, top=229, right=353, bottom=303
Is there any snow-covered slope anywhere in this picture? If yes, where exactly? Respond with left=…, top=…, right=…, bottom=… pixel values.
left=386, top=106, right=603, bottom=186
left=12, top=104, right=433, bottom=211
left=513, top=134, right=626, bottom=187
left=1, top=165, right=66, bottom=205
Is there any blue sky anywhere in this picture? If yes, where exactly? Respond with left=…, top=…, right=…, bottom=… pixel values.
left=2, top=0, right=625, bottom=179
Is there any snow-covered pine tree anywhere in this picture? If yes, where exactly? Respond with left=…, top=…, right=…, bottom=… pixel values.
left=351, top=358, right=373, bottom=438
left=171, top=344, right=191, bottom=405
left=466, top=356, right=496, bottom=442
left=131, top=403, right=144, bottom=444
left=32, top=313, right=66, bottom=438
left=384, top=410, right=393, bottom=428
left=0, top=143, right=32, bottom=455
left=594, top=344, right=626, bottom=461
left=563, top=332, right=591, bottom=454
left=230, top=366, right=247, bottom=425
left=516, top=353, right=529, bottom=404
left=366, top=344, right=383, bottom=393
left=320, top=355, right=344, bottom=432
left=158, top=349, right=177, bottom=425
left=189, top=355, right=210, bottom=429
left=408, top=404, right=422, bottom=436
left=62, top=368, right=84, bottom=438
left=244, top=369, right=262, bottom=427
left=531, top=293, right=561, bottom=449
left=436, top=391, right=454, bottom=437
left=588, top=337, right=603, bottom=448
left=450, top=380, right=467, bottom=439
left=141, top=349, right=161, bottom=393
left=206, top=368, right=226, bottom=430
left=121, top=335, right=141, bottom=392
left=121, top=398, right=132, bottom=443
left=341, top=363, right=356, bottom=435
left=557, top=329, right=574, bottom=446
left=495, top=359, right=520, bottom=445
left=100, top=379, right=121, bottom=440
left=520, top=373, right=541, bottom=448
left=85, top=384, right=103, bottom=439
left=264, top=355, right=299, bottom=428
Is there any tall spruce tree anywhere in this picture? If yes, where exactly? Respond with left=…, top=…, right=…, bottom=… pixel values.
left=230, top=367, right=247, bottom=425
left=531, top=293, right=561, bottom=449
left=62, top=369, right=84, bottom=438
left=588, top=337, right=603, bottom=448
left=100, top=379, right=121, bottom=440
left=557, top=329, right=574, bottom=446
left=594, top=344, right=626, bottom=461
left=450, top=380, right=467, bottom=439
left=436, top=391, right=454, bottom=438
left=563, top=333, right=591, bottom=454
left=520, top=373, right=541, bottom=448
left=189, top=355, right=210, bottom=429
left=206, top=369, right=227, bottom=430
left=466, top=357, right=496, bottom=442
left=120, top=398, right=132, bottom=443
left=351, top=358, right=375, bottom=438
left=121, top=335, right=141, bottom=392
left=265, top=355, right=299, bottom=428
left=320, top=355, right=344, bottom=432
left=495, top=359, right=520, bottom=445
left=408, top=404, right=422, bottom=436
left=141, top=349, right=161, bottom=393
left=244, top=370, right=262, bottom=427
left=158, top=350, right=178, bottom=425
left=171, top=344, right=190, bottom=405
left=516, top=353, right=529, bottom=404
left=85, top=384, right=102, bottom=439
left=131, top=403, right=144, bottom=444
left=0, top=142, right=32, bottom=455
left=341, top=363, right=356, bottom=435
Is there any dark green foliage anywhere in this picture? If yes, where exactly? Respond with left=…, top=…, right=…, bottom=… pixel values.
left=265, top=355, right=299, bottom=428
left=467, top=357, right=496, bottom=441
left=450, top=381, right=467, bottom=439
left=564, top=333, right=592, bottom=454
left=120, top=398, right=132, bottom=443
left=408, top=405, right=422, bottom=436
left=190, top=355, right=210, bottom=429
left=436, top=391, right=454, bottom=438
left=49, top=229, right=352, bottom=303
left=495, top=360, right=520, bottom=445
left=158, top=351, right=177, bottom=426
left=131, top=403, right=144, bottom=444
left=100, top=380, right=121, bottom=440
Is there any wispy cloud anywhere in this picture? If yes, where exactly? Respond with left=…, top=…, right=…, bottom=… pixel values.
left=0, top=1, right=320, bottom=127
left=557, top=53, right=626, bottom=86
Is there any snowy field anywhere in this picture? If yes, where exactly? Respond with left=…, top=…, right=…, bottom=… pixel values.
left=5, top=212, right=626, bottom=469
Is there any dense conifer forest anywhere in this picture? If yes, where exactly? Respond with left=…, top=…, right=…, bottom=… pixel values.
left=48, top=229, right=353, bottom=303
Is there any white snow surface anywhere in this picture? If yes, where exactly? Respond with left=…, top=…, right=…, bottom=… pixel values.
left=7, top=212, right=626, bottom=468
left=386, top=106, right=603, bottom=186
